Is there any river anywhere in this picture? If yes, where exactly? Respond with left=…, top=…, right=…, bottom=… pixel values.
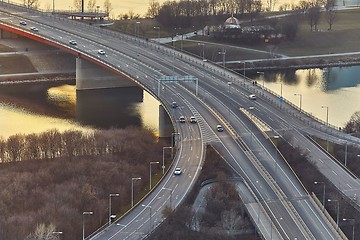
left=0, top=83, right=160, bottom=139
left=0, top=65, right=359, bottom=139
left=252, top=66, right=360, bottom=128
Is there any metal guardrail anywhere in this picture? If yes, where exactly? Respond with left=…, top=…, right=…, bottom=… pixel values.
left=0, top=3, right=356, bottom=239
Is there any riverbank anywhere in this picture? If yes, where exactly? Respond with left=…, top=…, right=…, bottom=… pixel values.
left=229, top=53, right=360, bottom=72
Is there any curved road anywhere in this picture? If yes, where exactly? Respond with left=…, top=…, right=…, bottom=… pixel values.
left=0, top=3, right=354, bottom=239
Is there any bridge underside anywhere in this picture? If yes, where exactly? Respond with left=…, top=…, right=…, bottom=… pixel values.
left=0, top=29, right=19, bottom=39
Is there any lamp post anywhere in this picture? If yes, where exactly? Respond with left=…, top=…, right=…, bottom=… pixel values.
left=171, top=132, right=180, bottom=148
left=343, top=218, right=355, bottom=240
left=82, top=211, right=93, bottom=240
left=162, top=147, right=173, bottom=174
left=153, top=26, right=160, bottom=44
left=243, top=61, right=246, bottom=77
left=149, top=161, right=159, bottom=190
left=321, top=106, right=329, bottom=126
left=197, top=43, right=205, bottom=60
left=345, top=142, right=348, bottom=167
left=134, top=21, right=141, bottom=39
left=163, top=187, right=173, bottom=208
left=218, top=48, right=226, bottom=70
left=273, top=135, right=280, bottom=181
left=294, top=93, right=302, bottom=111
left=52, top=0, right=55, bottom=13
left=257, top=71, right=265, bottom=89
left=328, top=199, right=340, bottom=227
left=142, top=205, right=153, bottom=230
left=109, top=193, right=119, bottom=226
left=314, top=181, right=326, bottom=207
left=131, top=177, right=141, bottom=207
left=227, top=81, right=232, bottom=119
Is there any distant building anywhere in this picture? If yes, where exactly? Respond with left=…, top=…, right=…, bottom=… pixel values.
left=224, top=16, right=241, bottom=29
left=208, top=15, right=285, bottom=44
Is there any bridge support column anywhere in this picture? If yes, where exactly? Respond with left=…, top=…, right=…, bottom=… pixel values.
left=76, top=57, right=136, bottom=90
left=0, top=29, right=18, bottom=39
left=158, top=105, right=173, bottom=138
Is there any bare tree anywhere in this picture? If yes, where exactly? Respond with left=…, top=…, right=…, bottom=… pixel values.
left=23, top=0, right=39, bottom=9
left=147, top=0, right=161, bottom=18
left=73, top=0, right=82, bottom=12
left=87, top=0, right=96, bottom=12
left=344, top=111, right=360, bottom=134
left=25, top=223, right=61, bottom=240
left=325, top=9, right=336, bottom=30
left=221, top=209, right=243, bottom=233
left=265, top=0, right=277, bottom=11
left=103, top=0, right=113, bottom=16
left=0, top=137, right=6, bottom=162
left=307, top=6, right=321, bottom=31
left=6, top=134, right=24, bottom=162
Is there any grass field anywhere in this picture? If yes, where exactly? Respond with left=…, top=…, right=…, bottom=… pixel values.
left=113, top=8, right=360, bottom=61
left=278, top=8, right=360, bottom=56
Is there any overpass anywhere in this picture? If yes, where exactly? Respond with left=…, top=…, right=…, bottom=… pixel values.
left=0, top=2, right=355, bottom=240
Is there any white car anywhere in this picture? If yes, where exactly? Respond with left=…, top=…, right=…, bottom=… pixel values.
left=179, top=116, right=186, bottom=123
left=171, top=101, right=178, bottom=108
left=190, top=116, right=197, bottom=123
left=69, top=40, right=77, bottom=45
left=217, top=124, right=224, bottom=132
left=174, top=167, right=182, bottom=175
left=30, top=26, right=39, bottom=32
left=249, top=94, right=256, bottom=100
left=98, top=49, right=106, bottom=55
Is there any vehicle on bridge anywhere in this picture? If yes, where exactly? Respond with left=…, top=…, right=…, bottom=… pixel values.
left=249, top=94, right=256, bottom=100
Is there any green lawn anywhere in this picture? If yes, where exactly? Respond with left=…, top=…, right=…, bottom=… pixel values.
left=96, top=8, right=360, bottom=60
left=274, top=8, right=360, bottom=56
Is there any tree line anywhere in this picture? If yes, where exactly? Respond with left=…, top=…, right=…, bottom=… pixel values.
left=0, top=127, right=165, bottom=239
left=145, top=0, right=338, bottom=29
left=0, top=127, right=159, bottom=163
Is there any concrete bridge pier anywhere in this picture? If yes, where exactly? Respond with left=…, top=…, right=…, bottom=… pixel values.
left=159, top=105, right=173, bottom=138
left=0, top=29, right=18, bottom=39
left=76, top=57, right=136, bottom=90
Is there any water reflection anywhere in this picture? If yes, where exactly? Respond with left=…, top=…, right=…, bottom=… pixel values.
left=0, top=83, right=160, bottom=139
left=252, top=66, right=360, bottom=127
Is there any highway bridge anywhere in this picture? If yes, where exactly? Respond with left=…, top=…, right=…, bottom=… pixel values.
left=1, top=2, right=359, bottom=239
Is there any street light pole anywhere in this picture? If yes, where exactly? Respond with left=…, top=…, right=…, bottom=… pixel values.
left=171, top=132, right=180, bottom=148
left=227, top=81, right=232, bottom=120
left=328, top=199, right=339, bottom=227
left=163, top=187, right=173, bottom=208
left=321, top=106, right=329, bottom=126
left=218, top=48, right=226, bottom=71
left=314, top=181, right=326, bottom=208
left=343, top=218, right=355, bottom=240
left=153, top=26, right=160, bottom=44
left=149, top=161, right=159, bottom=190
left=257, top=71, right=265, bottom=89
left=82, top=211, right=93, bottom=240
left=294, top=93, right=302, bottom=111
left=131, top=177, right=141, bottom=207
left=142, top=205, right=153, bottom=230
left=109, top=193, right=119, bottom=226
left=162, top=147, right=173, bottom=174
left=197, top=43, right=205, bottom=60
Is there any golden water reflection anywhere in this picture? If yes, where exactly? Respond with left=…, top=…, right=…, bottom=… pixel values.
left=0, top=84, right=160, bottom=139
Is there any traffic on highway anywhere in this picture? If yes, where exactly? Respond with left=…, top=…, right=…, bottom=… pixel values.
left=1, top=2, right=359, bottom=239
